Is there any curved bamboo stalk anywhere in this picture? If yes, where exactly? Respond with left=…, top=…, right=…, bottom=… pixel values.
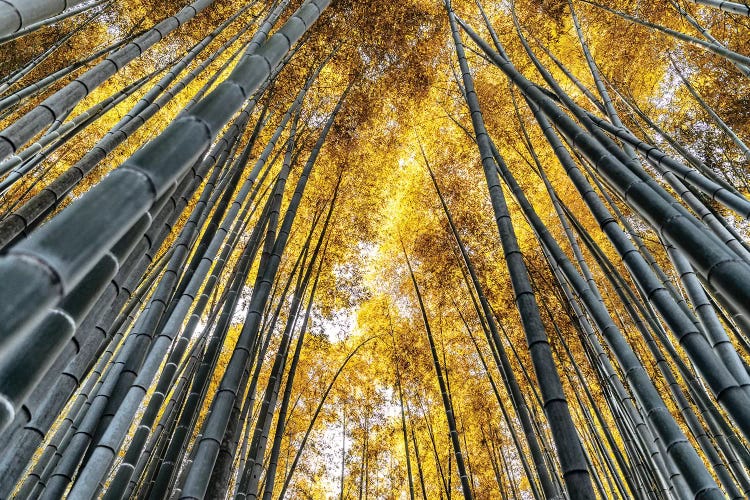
left=278, top=336, right=377, bottom=498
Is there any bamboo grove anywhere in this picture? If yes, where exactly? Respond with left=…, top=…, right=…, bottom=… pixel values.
left=1, top=0, right=750, bottom=498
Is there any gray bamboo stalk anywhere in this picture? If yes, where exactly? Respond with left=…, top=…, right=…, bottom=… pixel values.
left=614, top=82, right=749, bottom=201
left=0, top=0, right=93, bottom=38
left=278, top=337, right=377, bottom=498
left=411, top=425, right=427, bottom=500
left=586, top=104, right=750, bottom=264
left=216, top=138, right=309, bottom=499
left=423, top=145, right=558, bottom=498
left=0, top=13, right=253, bottom=248
left=71, top=94, right=277, bottom=498
left=228, top=180, right=308, bottom=491
left=0, top=0, right=110, bottom=45
left=236, top=85, right=351, bottom=500
left=106, top=293, right=216, bottom=499
left=161, top=80, right=272, bottom=331
left=0, top=211, right=149, bottom=432
left=19, top=104, right=252, bottom=487
left=670, top=56, right=750, bottom=163
left=489, top=132, right=723, bottom=496
left=521, top=95, right=707, bottom=490
left=548, top=308, right=636, bottom=498
left=470, top=115, right=671, bottom=495
left=667, top=0, right=750, bottom=76
left=245, top=249, right=311, bottom=497
left=531, top=222, right=678, bottom=497
left=109, top=2, right=259, bottom=131
left=570, top=202, right=750, bottom=493
left=402, top=246, right=473, bottom=500
left=262, top=192, right=337, bottom=500
left=581, top=227, right=747, bottom=497
left=36, top=154, right=238, bottom=499
left=149, top=100, right=306, bottom=498
left=4, top=259, right=164, bottom=498
left=11, top=107, right=251, bottom=441
left=176, top=75, right=340, bottom=500
left=184, top=183, right=279, bottom=499
left=521, top=77, right=750, bottom=395
left=84, top=215, right=242, bottom=497
left=480, top=425, right=506, bottom=500
left=578, top=0, right=750, bottom=67
left=541, top=210, right=740, bottom=497
left=75, top=126, right=248, bottom=450
left=72, top=140, right=240, bottom=425
left=128, top=348, right=200, bottom=496
left=0, top=6, right=106, bottom=95
left=174, top=134, right=295, bottom=500
left=14, top=246, right=172, bottom=498
left=0, top=0, right=218, bottom=161
left=566, top=0, right=639, bottom=164
left=0, top=248, right=165, bottom=496
left=0, top=182, right=177, bottom=444
left=510, top=109, right=642, bottom=497
left=513, top=12, right=750, bottom=221
left=396, top=365, right=416, bottom=500
left=0, top=29, right=139, bottom=115
left=687, top=0, right=750, bottom=16
left=0, top=71, right=154, bottom=191
left=420, top=400, right=450, bottom=498
left=664, top=241, right=750, bottom=390
left=460, top=19, right=750, bottom=428
left=215, top=196, right=306, bottom=499
left=0, top=0, right=329, bottom=362
left=585, top=110, right=750, bottom=218
left=447, top=5, right=594, bottom=497
left=453, top=303, right=543, bottom=499
left=508, top=90, right=603, bottom=304
left=145, top=201, right=271, bottom=499
left=234, top=209, right=320, bottom=499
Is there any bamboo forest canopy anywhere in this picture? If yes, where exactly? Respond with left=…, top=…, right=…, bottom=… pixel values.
left=2, top=0, right=750, bottom=498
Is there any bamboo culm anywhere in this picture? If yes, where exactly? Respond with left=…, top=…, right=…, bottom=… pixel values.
left=447, top=5, right=595, bottom=498
left=0, top=0, right=218, bottom=161
left=0, top=0, right=330, bottom=377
